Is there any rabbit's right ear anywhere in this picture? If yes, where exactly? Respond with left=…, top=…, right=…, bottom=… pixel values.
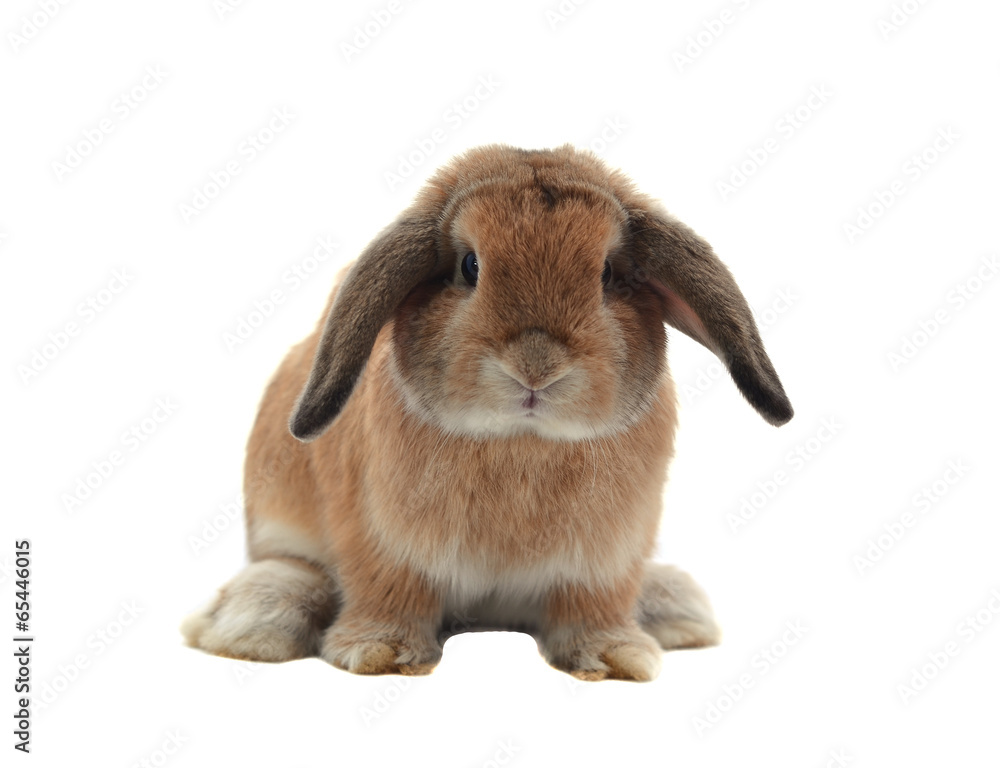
left=289, top=216, right=441, bottom=442
left=628, top=207, right=793, bottom=427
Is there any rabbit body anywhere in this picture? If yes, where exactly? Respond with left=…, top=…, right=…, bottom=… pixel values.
left=182, top=145, right=791, bottom=680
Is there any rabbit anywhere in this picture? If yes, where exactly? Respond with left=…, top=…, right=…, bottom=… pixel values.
left=181, top=144, right=793, bottom=681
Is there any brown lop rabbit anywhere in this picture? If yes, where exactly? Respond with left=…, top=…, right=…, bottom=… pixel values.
left=182, top=144, right=793, bottom=681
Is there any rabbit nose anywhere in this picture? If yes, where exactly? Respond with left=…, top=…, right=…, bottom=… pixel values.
left=496, top=328, right=571, bottom=392
left=508, top=369, right=567, bottom=394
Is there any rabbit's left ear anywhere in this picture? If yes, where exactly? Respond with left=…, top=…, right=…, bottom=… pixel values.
left=289, top=215, right=441, bottom=442
left=629, top=208, right=793, bottom=426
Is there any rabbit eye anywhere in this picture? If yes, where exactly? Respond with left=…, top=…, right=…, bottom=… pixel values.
left=461, top=252, right=479, bottom=286
left=602, top=259, right=612, bottom=287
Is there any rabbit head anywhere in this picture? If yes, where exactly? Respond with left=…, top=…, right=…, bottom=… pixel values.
left=289, top=144, right=792, bottom=444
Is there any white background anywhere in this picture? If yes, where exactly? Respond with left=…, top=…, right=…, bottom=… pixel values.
left=3, top=0, right=999, bottom=765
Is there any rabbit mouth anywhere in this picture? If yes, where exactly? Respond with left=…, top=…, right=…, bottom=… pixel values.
left=522, top=390, right=538, bottom=411
left=519, top=381, right=557, bottom=414
left=425, top=392, right=616, bottom=441
left=517, top=394, right=543, bottom=421
left=480, top=409, right=592, bottom=439
left=507, top=368, right=571, bottom=419
left=464, top=385, right=605, bottom=440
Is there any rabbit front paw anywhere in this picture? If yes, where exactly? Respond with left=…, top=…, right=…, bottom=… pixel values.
left=539, top=624, right=662, bottom=682
left=322, top=622, right=442, bottom=676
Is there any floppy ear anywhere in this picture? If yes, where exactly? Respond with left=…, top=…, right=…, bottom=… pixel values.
left=289, top=215, right=441, bottom=442
left=629, top=208, right=793, bottom=426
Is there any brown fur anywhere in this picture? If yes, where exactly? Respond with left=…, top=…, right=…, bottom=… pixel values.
left=182, top=144, right=791, bottom=680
